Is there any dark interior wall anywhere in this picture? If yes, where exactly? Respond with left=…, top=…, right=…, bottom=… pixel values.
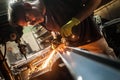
left=99, top=0, right=112, bottom=7
left=95, top=0, right=120, bottom=20
left=0, top=0, right=8, bottom=14
left=0, top=0, right=113, bottom=15
left=0, top=0, right=119, bottom=21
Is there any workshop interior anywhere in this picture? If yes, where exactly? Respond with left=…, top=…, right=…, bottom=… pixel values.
left=0, top=0, right=120, bottom=80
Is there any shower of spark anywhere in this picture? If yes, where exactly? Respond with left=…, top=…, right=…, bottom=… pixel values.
left=42, top=50, right=56, bottom=69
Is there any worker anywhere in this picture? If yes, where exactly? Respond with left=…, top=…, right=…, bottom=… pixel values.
left=8, top=0, right=117, bottom=59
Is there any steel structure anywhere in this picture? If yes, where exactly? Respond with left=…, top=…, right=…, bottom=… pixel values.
left=59, top=47, right=120, bottom=80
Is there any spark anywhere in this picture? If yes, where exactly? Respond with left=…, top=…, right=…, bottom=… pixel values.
left=42, top=50, right=56, bottom=69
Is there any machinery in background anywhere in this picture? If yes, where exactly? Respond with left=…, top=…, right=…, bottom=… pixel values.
left=0, top=13, right=73, bottom=80
left=94, top=15, right=120, bottom=59
left=0, top=13, right=27, bottom=80
left=31, top=25, right=53, bottom=50
left=102, top=18, right=120, bottom=58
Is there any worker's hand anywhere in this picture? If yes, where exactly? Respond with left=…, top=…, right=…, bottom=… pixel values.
left=60, top=17, right=80, bottom=37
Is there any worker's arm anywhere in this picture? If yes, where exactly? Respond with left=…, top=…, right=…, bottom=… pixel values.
left=60, top=0, right=102, bottom=37
left=75, top=0, right=102, bottom=22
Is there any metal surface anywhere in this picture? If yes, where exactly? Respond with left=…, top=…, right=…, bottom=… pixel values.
left=58, top=47, right=120, bottom=80
left=103, top=18, right=120, bottom=28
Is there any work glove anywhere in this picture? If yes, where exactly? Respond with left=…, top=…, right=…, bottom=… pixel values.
left=60, top=17, right=80, bottom=37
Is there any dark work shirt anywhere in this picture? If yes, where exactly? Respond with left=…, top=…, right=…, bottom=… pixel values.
left=43, top=0, right=102, bottom=46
